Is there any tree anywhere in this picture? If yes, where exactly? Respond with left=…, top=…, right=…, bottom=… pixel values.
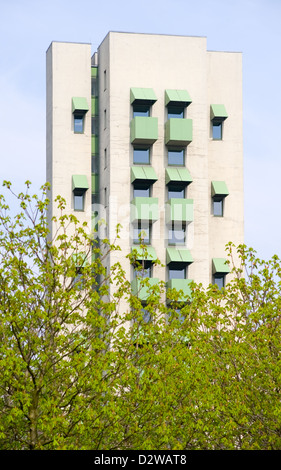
left=0, top=182, right=281, bottom=450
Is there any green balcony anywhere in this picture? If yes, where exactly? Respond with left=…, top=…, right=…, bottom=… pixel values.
left=131, top=197, right=158, bottom=223
left=166, top=198, right=193, bottom=224
left=130, top=116, right=158, bottom=145
left=131, top=277, right=159, bottom=301
left=166, top=279, right=192, bottom=302
left=165, top=118, right=192, bottom=146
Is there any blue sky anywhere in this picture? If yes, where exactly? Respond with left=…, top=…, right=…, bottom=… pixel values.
left=0, top=0, right=280, bottom=261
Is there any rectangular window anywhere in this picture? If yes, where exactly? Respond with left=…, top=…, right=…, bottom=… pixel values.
left=104, top=70, right=107, bottom=91
left=167, top=105, right=184, bottom=119
left=168, top=266, right=186, bottom=280
left=133, top=182, right=151, bottom=198
left=91, top=76, right=98, bottom=96
left=168, top=226, right=186, bottom=245
left=73, top=268, right=85, bottom=290
left=91, top=154, right=99, bottom=174
left=133, top=104, right=150, bottom=117
left=212, top=121, right=222, bottom=140
left=74, top=114, right=84, bottom=133
left=213, top=274, right=225, bottom=289
left=168, top=185, right=185, bottom=199
left=133, top=224, right=151, bottom=245
left=133, top=147, right=150, bottom=165
left=91, top=116, right=99, bottom=135
left=141, top=307, right=152, bottom=323
left=168, top=149, right=184, bottom=166
left=74, top=190, right=85, bottom=211
left=213, top=196, right=224, bottom=217
left=104, top=109, right=107, bottom=129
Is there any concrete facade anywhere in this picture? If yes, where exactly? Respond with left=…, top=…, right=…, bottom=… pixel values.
left=46, top=32, right=244, bottom=302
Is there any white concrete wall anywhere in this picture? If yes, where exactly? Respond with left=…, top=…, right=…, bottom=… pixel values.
left=97, top=32, right=243, bottom=291
left=46, top=42, right=92, bottom=239
left=207, top=51, right=244, bottom=277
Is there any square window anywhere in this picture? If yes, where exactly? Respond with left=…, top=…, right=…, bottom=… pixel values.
left=168, top=185, right=185, bottom=199
left=213, top=196, right=224, bottom=217
left=133, top=104, right=150, bottom=117
left=168, top=149, right=185, bottom=166
left=167, top=105, right=184, bottom=119
left=133, top=182, right=151, bottom=198
left=134, top=263, right=152, bottom=279
left=133, top=224, right=151, bottom=244
left=212, top=121, right=222, bottom=140
left=74, top=114, right=84, bottom=133
left=133, top=147, right=150, bottom=165
left=168, top=266, right=186, bottom=280
left=168, top=227, right=186, bottom=245
left=213, top=274, right=225, bottom=289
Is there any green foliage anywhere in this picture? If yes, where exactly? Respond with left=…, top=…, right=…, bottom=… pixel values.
left=0, top=182, right=281, bottom=449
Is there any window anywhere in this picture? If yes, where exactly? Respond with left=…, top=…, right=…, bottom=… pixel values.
left=133, top=224, right=151, bottom=244
left=104, top=109, right=107, bottom=129
left=212, top=121, right=223, bottom=140
left=133, top=104, right=150, bottom=117
left=134, top=263, right=152, bottom=279
left=168, top=266, right=186, bottom=280
left=133, top=182, right=151, bottom=198
left=168, top=184, right=185, bottom=199
left=104, top=70, right=107, bottom=91
left=133, top=147, right=150, bottom=165
left=213, top=274, right=225, bottom=289
left=167, top=105, right=184, bottom=119
left=91, top=154, right=99, bottom=174
left=74, top=189, right=85, bottom=211
left=74, top=114, right=85, bottom=133
left=210, top=104, right=227, bottom=140
left=168, top=149, right=184, bottom=166
left=142, top=308, right=152, bottom=323
left=168, top=226, right=186, bottom=245
left=91, top=116, right=99, bottom=135
left=104, top=148, right=107, bottom=169
left=213, top=196, right=224, bottom=217
left=91, top=76, right=98, bottom=97
left=73, top=268, right=85, bottom=290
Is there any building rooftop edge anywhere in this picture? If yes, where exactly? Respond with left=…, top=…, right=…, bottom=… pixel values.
left=46, top=33, right=242, bottom=55
left=46, top=40, right=91, bottom=53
